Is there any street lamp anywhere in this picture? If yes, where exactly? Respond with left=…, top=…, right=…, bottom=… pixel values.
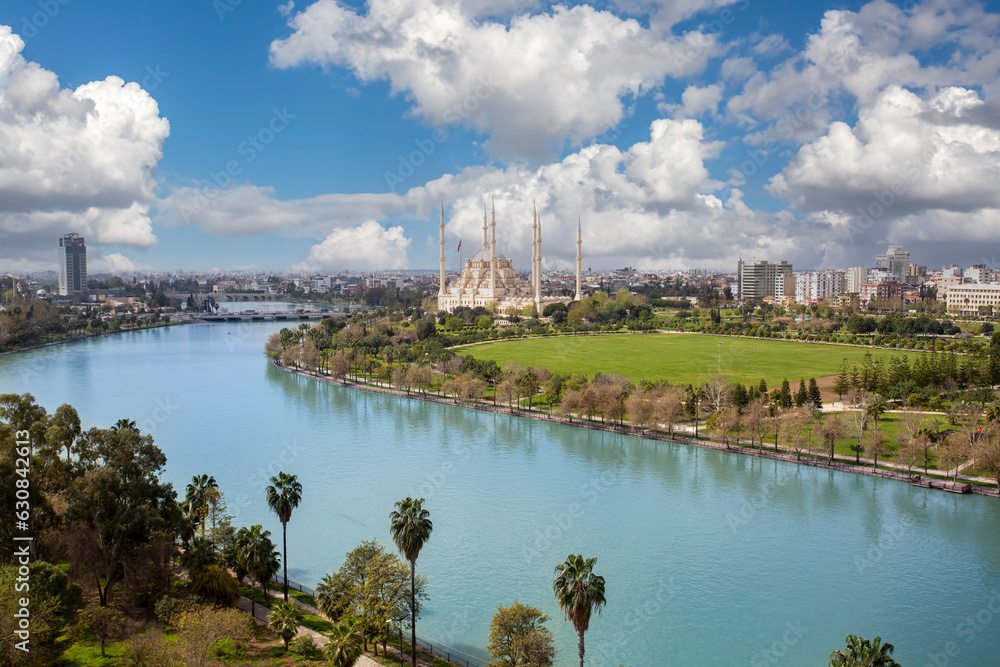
left=718, top=341, right=722, bottom=375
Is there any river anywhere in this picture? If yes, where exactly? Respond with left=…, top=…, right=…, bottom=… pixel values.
left=2, top=316, right=998, bottom=666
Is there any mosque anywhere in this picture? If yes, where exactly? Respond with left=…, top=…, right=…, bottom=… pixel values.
left=437, top=202, right=582, bottom=316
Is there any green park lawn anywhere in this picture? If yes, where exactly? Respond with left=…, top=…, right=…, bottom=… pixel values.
left=459, top=333, right=922, bottom=388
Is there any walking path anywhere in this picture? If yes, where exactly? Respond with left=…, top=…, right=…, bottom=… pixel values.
left=236, top=594, right=381, bottom=667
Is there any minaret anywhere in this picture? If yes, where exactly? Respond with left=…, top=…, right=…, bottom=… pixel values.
left=439, top=202, right=446, bottom=298
left=482, top=202, right=488, bottom=251
left=575, top=216, right=583, bottom=302
left=489, top=199, right=497, bottom=298
left=535, top=214, right=542, bottom=315
left=531, top=203, right=538, bottom=303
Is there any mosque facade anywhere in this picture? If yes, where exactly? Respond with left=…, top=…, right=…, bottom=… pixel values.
left=437, top=203, right=582, bottom=316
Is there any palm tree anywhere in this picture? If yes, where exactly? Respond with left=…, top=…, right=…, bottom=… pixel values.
left=268, top=600, right=304, bottom=650
left=235, top=524, right=279, bottom=618
left=265, top=471, right=303, bottom=601
left=389, top=497, right=433, bottom=667
left=323, top=617, right=365, bottom=667
left=829, top=635, right=900, bottom=666
left=110, top=418, right=138, bottom=432
left=553, top=554, right=607, bottom=667
left=866, top=394, right=888, bottom=438
left=186, top=474, right=218, bottom=539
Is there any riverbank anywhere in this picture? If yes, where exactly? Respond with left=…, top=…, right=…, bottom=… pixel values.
left=0, top=320, right=185, bottom=357
left=273, top=360, right=998, bottom=498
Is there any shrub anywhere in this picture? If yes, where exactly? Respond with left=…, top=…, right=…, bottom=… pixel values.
left=213, top=637, right=248, bottom=661
left=290, top=635, right=321, bottom=658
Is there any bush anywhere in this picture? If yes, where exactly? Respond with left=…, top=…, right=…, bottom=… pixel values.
left=214, top=637, right=248, bottom=661
left=290, top=635, right=321, bottom=658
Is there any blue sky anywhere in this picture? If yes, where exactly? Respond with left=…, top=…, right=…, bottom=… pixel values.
left=1, top=0, right=999, bottom=274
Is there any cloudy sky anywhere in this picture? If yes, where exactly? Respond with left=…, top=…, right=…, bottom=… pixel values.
left=1, top=0, right=999, bottom=274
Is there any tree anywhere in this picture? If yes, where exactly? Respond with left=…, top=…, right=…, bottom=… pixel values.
left=487, top=600, right=556, bottom=667
left=553, top=554, right=606, bottom=667
left=782, top=408, right=816, bottom=460
left=389, top=497, right=434, bottom=667
left=865, top=429, right=891, bottom=470
left=315, top=541, right=426, bottom=650
left=866, top=394, right=888, bottom=440
left=833, top=360, right=851, bottom=401
left=235, top=525, right=279, bottom=617
left=711, top=406, right=742, bottom=448
left=794, top=379, right=808, bottom=407
left=846, top=391, right=872, bottom=464
left=324, top=617, right=365, bottom=667
left=185, top=474, right=218, bottom=540
left=77, top=604, right=131, bottom=658
left=173, top=606, right=252, bottom=667
left=265, top=471, right=303, bottom=601
left=62, top=427, right=182, bottom=607
left=268, top=600, right=304, bottom=649
left=654, top=386, right=686, bottom=437
left=973, top=425, right=1000, bottom=487
left=816, top=414, right=848, bottom=462
left=701, top=374, right=730, bottom=416
left=625, top=389, right=654, bottom=433
left=0, top=563, right=67, bottom=666
left=808, top=378, right=823, bottom=407
left=190, top=564, right=240, bottom=607
left=779, top=379, right=793, bottom=409
left=828, top=634, right=900, bottom=666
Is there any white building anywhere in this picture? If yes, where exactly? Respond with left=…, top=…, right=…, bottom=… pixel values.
left=846, top=267, right=867, bottom=294
left=795, top=270, right=846, bottom=303
left=437, top=202, right=581, bottom=316
left=946, top=283, right=1000, bottom=316
left=964, top=264, right=996, bottom=284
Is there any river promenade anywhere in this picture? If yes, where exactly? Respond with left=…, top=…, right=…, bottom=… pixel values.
left=273, top=360, right=999, bottom=498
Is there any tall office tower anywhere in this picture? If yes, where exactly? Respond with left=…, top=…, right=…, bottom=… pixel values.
left=58, top=233, right=87, bottom=300
left=875, top=245, right=910, bottom=282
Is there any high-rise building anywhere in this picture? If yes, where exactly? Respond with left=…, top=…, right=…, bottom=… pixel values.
left=846, top=267, right=867, bottom=294
left=964, top=264, right=996, bottom=284
left=58, top=233, right=87, bottom=300
left=875, top=245, right=910, bottom=282
left=795, top=270, right=846, bottom=303
left=737, top=259, right=792, bottom=300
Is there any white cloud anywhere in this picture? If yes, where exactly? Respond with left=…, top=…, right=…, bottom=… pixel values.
left=0, top=25, right=169, bottom=269
left=660, top=84, right=722, bottom=118
left=89, top=252, right=153, bottom=274
left=297, top=221, right=412, bottom=271
left=156, top=184, right=408, bottom=238
left=769, top=85, right=1000, bottom=218
left=726, top=0, right=1000, bottom=144
left=269, top=0, right=720, bottom=159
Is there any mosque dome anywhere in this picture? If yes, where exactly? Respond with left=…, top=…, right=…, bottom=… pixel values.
left=470, top=248, right=507, bottom=263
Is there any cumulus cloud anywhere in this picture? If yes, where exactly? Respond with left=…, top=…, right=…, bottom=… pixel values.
left=269, top=0, right=720, bottom=159
left=296, top=221, right=412, bottom=271
left=726, top=0, right=1000, bottom=144
left=769, top=85, right=1000, bottom=218
left=0, top=25, right=169, bottom=269
left=660, top=84, right=723, bottom=118
left=89, top=252, right=154, bottom=274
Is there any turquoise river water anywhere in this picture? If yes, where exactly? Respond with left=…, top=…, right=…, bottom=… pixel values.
left=2, top=319, right=999, bottom=666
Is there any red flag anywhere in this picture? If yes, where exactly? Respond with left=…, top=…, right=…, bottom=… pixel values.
left=457, top=239, right=462, bottom=253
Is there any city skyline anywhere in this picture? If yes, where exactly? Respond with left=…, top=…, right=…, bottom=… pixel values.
left=1, top=1, right=1000, bottom=274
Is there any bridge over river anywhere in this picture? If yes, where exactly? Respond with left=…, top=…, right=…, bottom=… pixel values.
left=178, top=311, right=345, bottom=323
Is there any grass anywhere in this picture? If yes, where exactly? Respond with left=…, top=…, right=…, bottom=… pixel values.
left=57, top=634, right=125, bottom=665
left=240, top=585, right=333, bottom=635
left=459, top=333, right=926, bottom=387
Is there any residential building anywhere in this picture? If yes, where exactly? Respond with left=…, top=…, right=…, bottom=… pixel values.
left=58, top=233, right=87, bottom=300
left=859, top=281, right=905, bottom=305
left=737, top=259, right=793, bottom=300
left=845, top=267, right=866, bottom=294
left=964, top=264, right=996, bottom=284
left=795, top=270, right=845, bottom=303
left=905, top=264, right=927, bottom=286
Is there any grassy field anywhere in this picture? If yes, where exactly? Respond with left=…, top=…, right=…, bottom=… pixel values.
left=459, top=333, right=925, bottom=387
